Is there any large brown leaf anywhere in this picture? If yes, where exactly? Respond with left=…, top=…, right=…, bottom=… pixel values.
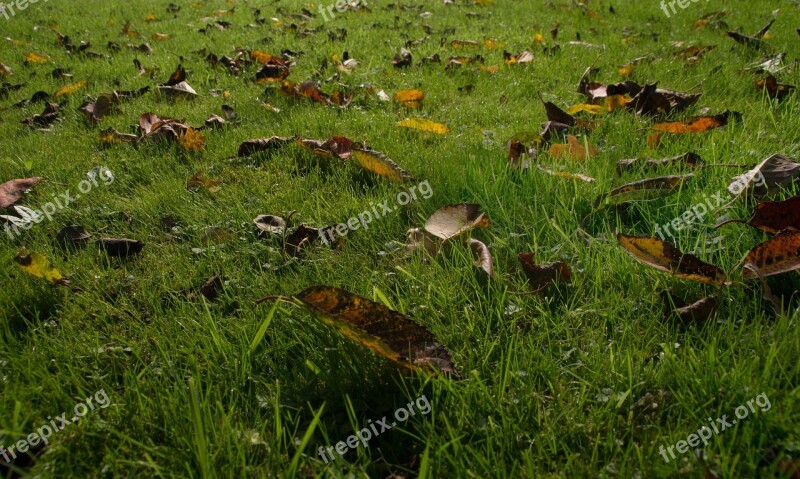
left=518, top=253, right=571, bottom=293
left=743, top=231, right=800, bottom=279
left=617, top=233, right=730, bottom=285
left=278, top=286, right=455, bottom=374
left=728, top=154, right=800, bottom=197
left=424, top=204, right=490, bottom=241
left=0, top=177, right=43, bottom=208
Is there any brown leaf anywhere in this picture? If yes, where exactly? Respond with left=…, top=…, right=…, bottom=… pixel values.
left=198, top=275, right=223, bottom=301
left=728, top=154, right=800, bottom=197
left=162, top=64, right=186, bottom=86
left=284, top=224, right=320, bottom=257
left=297, top=136, right=357, bottom=160
left=96, top=238, right=144, bottom=258
left=392, top=48, right=412, bottom=68
left=405, top=228, right=439, bottom=256
left=755, top=75, right=796, bottom=101
left=56, top=225, right=92, bottom=248
left=727, top=20, right=774, bottom=49
left=0, top=177, right=43, bottom=208
left=424, top=204, right=490, bottom=241
left=617, top=233, right=730, bottom=286
left=237, top=136, right=295, bottom=158
left=291, top=286, right=455, bottom=374
left=79, top=94, right=113, bottom=123
left=254, top=57, right=291, bottom=84
left=662, top=292, right=718, bottom=321
left=518, top=253, right=571, bottom=293
left=745, top=196, right=800, bottom=234
left=743, top=231, right=800, bottom=279
left=22, top=102, right=60, bottom=128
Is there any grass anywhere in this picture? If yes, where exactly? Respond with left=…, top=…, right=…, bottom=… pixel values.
left=0, top=0, right=799, bottom=477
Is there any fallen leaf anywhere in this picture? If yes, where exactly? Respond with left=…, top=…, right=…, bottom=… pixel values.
left=79, top=94, right=113, bottom=123
left=616, top=152, right=703, bottom=175
left=755, top=75, right=796, bottom=101
left=14, top=249, right=69, bottom=286
left=424, top=204, right=490, bottom=241
left=352, top=148, right=414, bottom=182
left=187, top=172, right=221, bottom=193
left=237, top=136, right=295, bottom=157
left=518, top=253, right=571, bottom=293
left=0, top=177, right=44, bottom=208
left=284, top=224, right=319, bottom=257
left=606, top=175, right=693, bottom=205
left=394, top=89, right=425, bottom=108
left=178, top=128, right=205, bottom=152
left=254, top=215, right=287, bottom=235
left=22, top=102, right=60, bottom=129
left=55, top=225, right=92, bottom=248
left=53, top=80, right=87, bottom=98
left=23, top=52, right=49, bottom=64
left=662, top=292, right=718, bottom=321
left=743, top=231, right=800, bottom=279
left=728, top=154, right=800, bottom=197
left=653, top=111, right=739, bottom=134
left=276, top=286, right=455, bottom=374
left=546, top=135, right=598, bottom=161
left=96, top=238, right=145, bottom=257
left=467, top=238, right=493, bottom=277
left=617, top=233, right=730, bottom=285
left=397, top=118, right=449, bottom=135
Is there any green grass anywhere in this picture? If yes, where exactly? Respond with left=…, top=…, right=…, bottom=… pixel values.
left=1, top=0, right=799, bottom=477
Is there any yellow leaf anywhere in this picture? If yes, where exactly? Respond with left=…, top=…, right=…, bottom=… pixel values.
left=618, top=63, right=635, bottom=77
left=352, top=149, right=414, bottom=182
left=479, top=65, right=500, bottom=74
left=14, top=250, right=69, bottom=286
left=179, top=128, right=206, bottom=152
left=24, top=52, right=50, bottom=64
left=54, top=80, right=87, bottom=98
left=250, top=50, right=279, bottom=64
left=152, top=33, right=171, bottom=41
left=533, top=33, right=545, bottom=44
left=567, top=104, right=606, bottom=116
left=393, top=89, right=424, bottom=108
left=145, top=12, right=156, bottom=21
left=397, top=118, right=449, bottom=135
left=617, top=234, right=730, bottom=286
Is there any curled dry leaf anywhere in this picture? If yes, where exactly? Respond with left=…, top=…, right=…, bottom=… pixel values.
left=237, top=136, right=295, bottom=157
left=14, top=249, right=70, bottom=286
left=467, top=238, right=493, bottom=277
left=0, top=177, right=44, bottom=208
left=297, top=136, right=356, bottom=160
left=97, top=238, right=145, bottom=257
left=745, top=196, right=800, bottom=234
left=397, top=118, right=449, bottom=135
left=79, top=94, right=113, bottom=123
left=518, top=253, right=571, bottom=293
left=424, top=204, right=490, bottom=241
left=546, top=135, right=598, bottom=161
left=728, top=154, right=800, bottom=197
left=755, top=75, right=796, bottom=101
left=653, top=111, right=739, bottom=134
left=254, top=215, right=287, bottom=235
left=617, top=233, right=730, bottom=286
left=281, top=285, right=455, bottom=374
left=284, top=224, right=320, bottom=257
left=662, top=292, right=718, bottom=321
left=254, top=57, right=291, bottom=84
left=22, top=102, right=60, bottom=129
left=606, top=174, right=693, bottom=205
left=743, top=231, right=800, bottom=279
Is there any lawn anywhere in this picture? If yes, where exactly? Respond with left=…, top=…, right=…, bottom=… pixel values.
left=0, top=0, right=799, bottom=477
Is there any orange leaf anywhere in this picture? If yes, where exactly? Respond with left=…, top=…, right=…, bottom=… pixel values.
left=546, top=135, right=598, bottom=161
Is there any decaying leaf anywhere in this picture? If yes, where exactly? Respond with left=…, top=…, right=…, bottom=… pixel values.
left=397, top=118, right=449, bottom=135
left=22, top=102, right=60, bottom=129
left=728, top=154, right=800, bottom=197
left=187, top=172, right=221, bottom=193
left=352, top=148, right=414, bottom=182
left=727, top=20, right=774, bottom=49
left=518, top=253, right=571, bottom=293
left=56, top=225, right=92, bottom=248
left=178, top=128, right=206, bottom=152
left=662, top=292, right=718, bottom=321
left=270, top=286, right=455, bottom=374
left=0, top=177, right=44, bottom=208
left=755, top=75, right=796, bottom=101
left=254, top=215, right=287, bottom=235
left=743, top=231, right=800, bottom=279
left=280, top=81, right=352, bottom=107
left=424, top=204, right=490, bottom=241
left=237, top=136, right=295, bottom=157
left=97, top=238, right=145, bottom=257
left=653, top=111, right=739, bottom=134
left=616, top=152, right=703, bottom=175
left=467, top=238, right=493, bottom=277
left=284, top=224, right=319, bottom=257
left=14, top=249, right=70, bottom=286
left=546, top=135, right=598, bottom=161
left=617, top=233, right=730, bottom=286
left=297, top=136, right=356, bottom=160
left=254, top=56, right=291, bottom=83
left=79, top=94, right=113, bottom=123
